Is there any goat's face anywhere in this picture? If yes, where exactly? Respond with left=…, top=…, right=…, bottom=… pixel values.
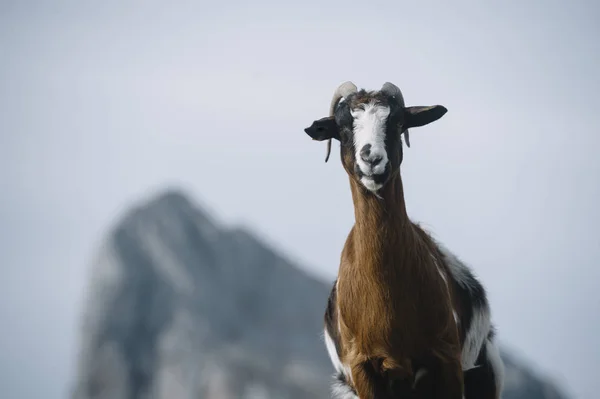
left=304, top=82, right=448, bottom=194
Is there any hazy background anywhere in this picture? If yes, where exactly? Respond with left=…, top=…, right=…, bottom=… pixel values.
left=1, top=0, right=599, bottom=398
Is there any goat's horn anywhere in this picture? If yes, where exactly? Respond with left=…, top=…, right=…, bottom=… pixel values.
left=380, top=82, right=405, bottom=107
left=329, top=81, right=358, bottom=116
left=381, top=82, right=410, bottom=148
left=324, top=81, right=358, bottom=162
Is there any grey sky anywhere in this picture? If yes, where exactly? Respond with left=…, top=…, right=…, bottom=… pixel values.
left=1, top=1, right=599, bottom=398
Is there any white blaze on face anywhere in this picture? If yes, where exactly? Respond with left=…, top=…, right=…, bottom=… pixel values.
left=351, top=102, right=390, bottom=191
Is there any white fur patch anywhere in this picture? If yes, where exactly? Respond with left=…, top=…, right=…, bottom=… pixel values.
left=332, top=377, right=359, bottom=399
left=462, top=305, right=491, bottom=370
left=432, top=254, right=459, bottom=325
left=436, top=243, right=493, bottom=371
left=351, top=103, right=390, bottom=188
left=324, top=328, right=344, bottom=375
left=325, top=298, right=353, bottom=385
left=359, top=177, right=383, bottom=192
left=412, top=368, right=428, bottom=388
left=335, top=308, right=353, bottom=382
left=437, top=267, right=448, bottom=286
left=486, top=337, right=505, bottom=397
left=437, top=243, right=475, bottom=289
left=325, top=326, right=355, bottom=398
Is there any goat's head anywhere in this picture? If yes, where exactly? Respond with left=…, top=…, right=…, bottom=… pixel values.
left=304, top=81, right=447, bottom=193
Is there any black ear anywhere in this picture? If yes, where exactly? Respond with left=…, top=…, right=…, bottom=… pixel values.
left=404, top=105, right=448, bottom=130
left=304, top=116, right=340, bottom=141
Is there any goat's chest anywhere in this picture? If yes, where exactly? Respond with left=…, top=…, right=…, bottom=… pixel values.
left=337, top=271, right=406, bottom=330
left=336, top=263, right=451, bottom=344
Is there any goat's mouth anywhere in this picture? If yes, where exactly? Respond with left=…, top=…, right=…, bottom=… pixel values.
left=360, top=177, right=384, bottom=192
left=355, top=164, right=389, bottom=193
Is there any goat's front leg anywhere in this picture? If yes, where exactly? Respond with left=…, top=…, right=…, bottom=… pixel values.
left=428, top=357, right=464, bottom=399
left=351, top=360, right=388, bottom=399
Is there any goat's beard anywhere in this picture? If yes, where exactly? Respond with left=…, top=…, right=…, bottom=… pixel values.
left=354, top=163, right=391, bottom=195
left=360, top=177, right=384, bottom=193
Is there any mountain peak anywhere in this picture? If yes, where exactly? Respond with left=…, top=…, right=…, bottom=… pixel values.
left=137, top=187, right=214, bottom=222
left=115, top=187, right=221, bottom=245
left=147, top=188, right=195, bottom=210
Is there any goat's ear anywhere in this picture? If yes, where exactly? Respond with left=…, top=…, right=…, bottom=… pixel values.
left=403, top=105, right=448, bottom=130
left=304, top=116, right=340, bottom=141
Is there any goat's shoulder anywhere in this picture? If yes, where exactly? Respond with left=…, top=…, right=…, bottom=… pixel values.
left=435, top=242, right=489, bottom=310
left=408, top=220, right=489, bottom=306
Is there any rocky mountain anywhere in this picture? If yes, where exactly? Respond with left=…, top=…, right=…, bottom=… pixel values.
left=71, top=189, right=569, bottom=399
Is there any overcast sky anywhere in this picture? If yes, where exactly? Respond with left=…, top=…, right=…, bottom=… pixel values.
left=1, top=1, right=599, bottom=398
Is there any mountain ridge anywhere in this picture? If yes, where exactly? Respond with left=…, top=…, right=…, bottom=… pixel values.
left=71, top=188, right=570, bottom=399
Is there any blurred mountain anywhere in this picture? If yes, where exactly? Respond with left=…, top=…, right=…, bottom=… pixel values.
left=70, top=189, right=569, bottom=399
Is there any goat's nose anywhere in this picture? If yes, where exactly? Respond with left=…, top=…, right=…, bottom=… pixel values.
left=360, top=144, right=383, bottom=166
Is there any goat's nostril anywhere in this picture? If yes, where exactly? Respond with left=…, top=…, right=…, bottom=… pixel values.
left=360, top=145, right=383, bottom=166
left=360, top=144, right=372, bottom=162
left=370, top=155, right=383, bottom=166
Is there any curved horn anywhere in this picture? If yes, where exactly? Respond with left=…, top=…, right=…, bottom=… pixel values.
left=324, top=81, right=358, bottom=162
left=329, top=81, right=358, bottom=116
left=380, top=82, right=405, bottom=107
left=381, top=82, right=410, bottom=147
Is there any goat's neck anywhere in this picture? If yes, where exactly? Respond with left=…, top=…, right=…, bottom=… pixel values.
left=349, top=171, right=415, bottom=255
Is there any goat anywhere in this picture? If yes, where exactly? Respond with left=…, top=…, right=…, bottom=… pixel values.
left=304, top=82, right=504, bottom=399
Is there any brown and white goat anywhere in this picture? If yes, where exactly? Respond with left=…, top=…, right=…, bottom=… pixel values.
left=304, top=82, right=504, bottom=399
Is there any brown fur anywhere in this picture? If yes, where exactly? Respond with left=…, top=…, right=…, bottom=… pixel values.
left=335, top=170, right=464, bottom=399
left=349, top=90, right=391, bottom=109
